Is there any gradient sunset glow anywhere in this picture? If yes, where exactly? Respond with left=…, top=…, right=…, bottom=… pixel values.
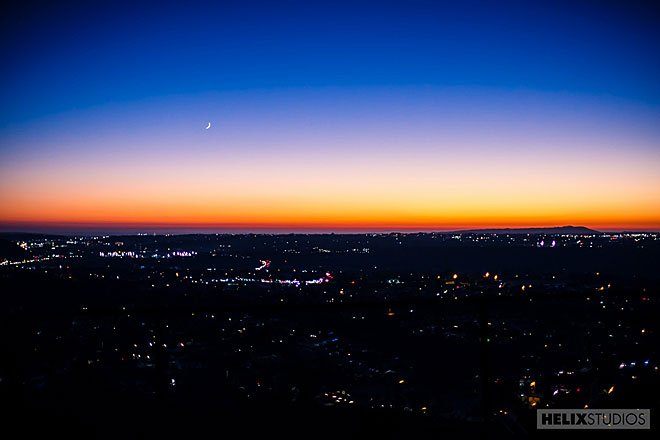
left=1, top=1, right=659, bottom=233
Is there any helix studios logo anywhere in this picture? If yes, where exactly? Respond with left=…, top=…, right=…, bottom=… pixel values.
left=537, top=409, right=650, bottom=430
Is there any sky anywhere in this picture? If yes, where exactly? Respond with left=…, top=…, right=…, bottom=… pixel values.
left=1, top=0, right=659, bottom=233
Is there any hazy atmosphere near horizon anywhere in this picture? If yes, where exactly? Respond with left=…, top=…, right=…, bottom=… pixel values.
left=1, top=0, right=659, bottom=233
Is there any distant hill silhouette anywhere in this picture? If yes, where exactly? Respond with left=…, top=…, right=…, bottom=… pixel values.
left=447, top=226, right=601, bottom=235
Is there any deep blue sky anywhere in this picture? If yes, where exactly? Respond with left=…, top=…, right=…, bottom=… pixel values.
left=1, top=1, right=659, bottom=231
left=2, top=0, right=660, bottom=124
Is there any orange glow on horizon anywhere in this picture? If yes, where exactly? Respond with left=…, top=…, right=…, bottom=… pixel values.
left=2, top=107, right=659, bottom=232
left=1, top=173, right=659, bottom=231
left=1, top=217, right=658, bottom=232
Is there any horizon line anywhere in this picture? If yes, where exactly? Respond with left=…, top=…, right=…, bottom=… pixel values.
left=1, top=223, right=658, bottom=236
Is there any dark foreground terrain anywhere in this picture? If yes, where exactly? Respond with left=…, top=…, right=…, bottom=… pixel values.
left=1, top=231, right=659, bottom=438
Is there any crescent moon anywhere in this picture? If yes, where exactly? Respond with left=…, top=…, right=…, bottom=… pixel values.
left=205, top=122, right=211, bottom=130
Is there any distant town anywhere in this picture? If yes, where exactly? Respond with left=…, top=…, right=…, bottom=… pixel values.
left=1, top=229, right=658, bottom=436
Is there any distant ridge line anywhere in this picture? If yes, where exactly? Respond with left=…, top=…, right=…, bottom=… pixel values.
left=445, top=226, right=601, bottom=235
